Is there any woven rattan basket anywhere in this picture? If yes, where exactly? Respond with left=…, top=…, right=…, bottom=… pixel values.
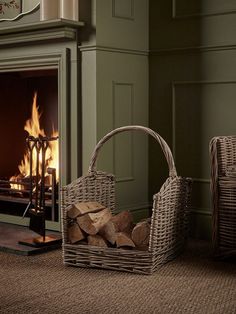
left=61, top=126, right=192, bottom=274
left=210, top=136, right=236, bottom=258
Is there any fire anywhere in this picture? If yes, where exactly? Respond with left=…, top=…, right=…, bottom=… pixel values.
left=10, top=92, right=59, bottom=190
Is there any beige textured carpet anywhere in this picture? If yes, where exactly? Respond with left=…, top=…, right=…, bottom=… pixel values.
left=0, top=240, right=235, bottom=314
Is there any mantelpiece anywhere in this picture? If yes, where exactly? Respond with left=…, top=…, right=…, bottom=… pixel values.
left=0, top=19, right=84, bottom=46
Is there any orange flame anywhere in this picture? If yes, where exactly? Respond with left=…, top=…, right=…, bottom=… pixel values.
left=10, top=92, right=58, bottom=189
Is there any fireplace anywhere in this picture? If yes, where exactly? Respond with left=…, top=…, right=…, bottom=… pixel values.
left=0, top=15, right=84, bottom=231
left=0, top=68, right=59, bottom=224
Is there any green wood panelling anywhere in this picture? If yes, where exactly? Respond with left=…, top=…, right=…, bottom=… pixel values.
left=113, top=82, right=134, bottom=181
left=112, top=0, right=134, bottom=20
left=173, top=0, right=236, bottom=18
left=96, top=50, right=149, bottom=213
left=150, top=0, right=236, bottom=239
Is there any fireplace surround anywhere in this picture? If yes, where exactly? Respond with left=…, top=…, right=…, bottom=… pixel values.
left=0, top=8, right=84, bottom=231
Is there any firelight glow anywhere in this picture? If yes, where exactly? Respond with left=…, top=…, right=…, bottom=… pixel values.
left=10, top=92, right=59, bottom=189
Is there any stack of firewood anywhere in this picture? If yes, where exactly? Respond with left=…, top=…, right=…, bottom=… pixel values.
left=66, top=201, right=151, bottom=250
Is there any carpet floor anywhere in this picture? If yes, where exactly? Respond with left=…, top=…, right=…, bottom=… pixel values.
left=0, top=240, right=235, bottom=314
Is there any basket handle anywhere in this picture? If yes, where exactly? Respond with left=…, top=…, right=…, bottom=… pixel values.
left=88, top=125, right=177, bottom=177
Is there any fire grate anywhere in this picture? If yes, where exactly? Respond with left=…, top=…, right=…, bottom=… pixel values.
left=0, top=136, right=59, bottom=222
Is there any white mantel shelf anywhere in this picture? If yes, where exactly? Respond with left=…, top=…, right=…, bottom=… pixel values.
left=0, top=19, right=84, bottom=46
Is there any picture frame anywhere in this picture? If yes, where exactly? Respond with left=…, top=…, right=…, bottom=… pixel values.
left=0, top=0, right=22, bottom=19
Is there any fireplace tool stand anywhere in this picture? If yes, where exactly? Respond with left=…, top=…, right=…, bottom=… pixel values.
left=19, top=136, right=61, bottom=248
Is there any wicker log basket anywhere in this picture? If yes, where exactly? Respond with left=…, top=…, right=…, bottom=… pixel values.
left=210, top=136, right=236, bottom=258
left=61, top=126, right=192, bottom=274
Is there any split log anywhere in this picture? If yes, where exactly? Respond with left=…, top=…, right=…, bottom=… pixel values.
left=98, top=211, right=133, bottom=244
left=116, top=232, right=135, bottom=248
left=77, top=207, right=112, bottom=235
left=67, top=205, right=79, bottom=219
left=68, top=223, right=85, bottom=244
left=99, top=220, right=117, bottom=245
left=67, top=205, right=151, bottom=251
left=111, top=211, right=133, bottom=233
left=131, top=220, right=150, bottom=249
left=87, top=235, right=108, bottom=248
left=67, top=201, right=105, bottom=219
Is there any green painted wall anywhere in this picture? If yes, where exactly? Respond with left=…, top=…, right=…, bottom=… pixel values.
left=149, top=0, right=236, bottom=240
left=80, top=0, right=149, bottom=218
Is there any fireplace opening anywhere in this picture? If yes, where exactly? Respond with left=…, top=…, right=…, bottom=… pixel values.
left=0, top=69, right=59, bottom=222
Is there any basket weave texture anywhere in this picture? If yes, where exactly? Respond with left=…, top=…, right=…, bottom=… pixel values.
left=210, top=136, right=236, bottom=257
left=61, top=126, right=192, bottom=274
